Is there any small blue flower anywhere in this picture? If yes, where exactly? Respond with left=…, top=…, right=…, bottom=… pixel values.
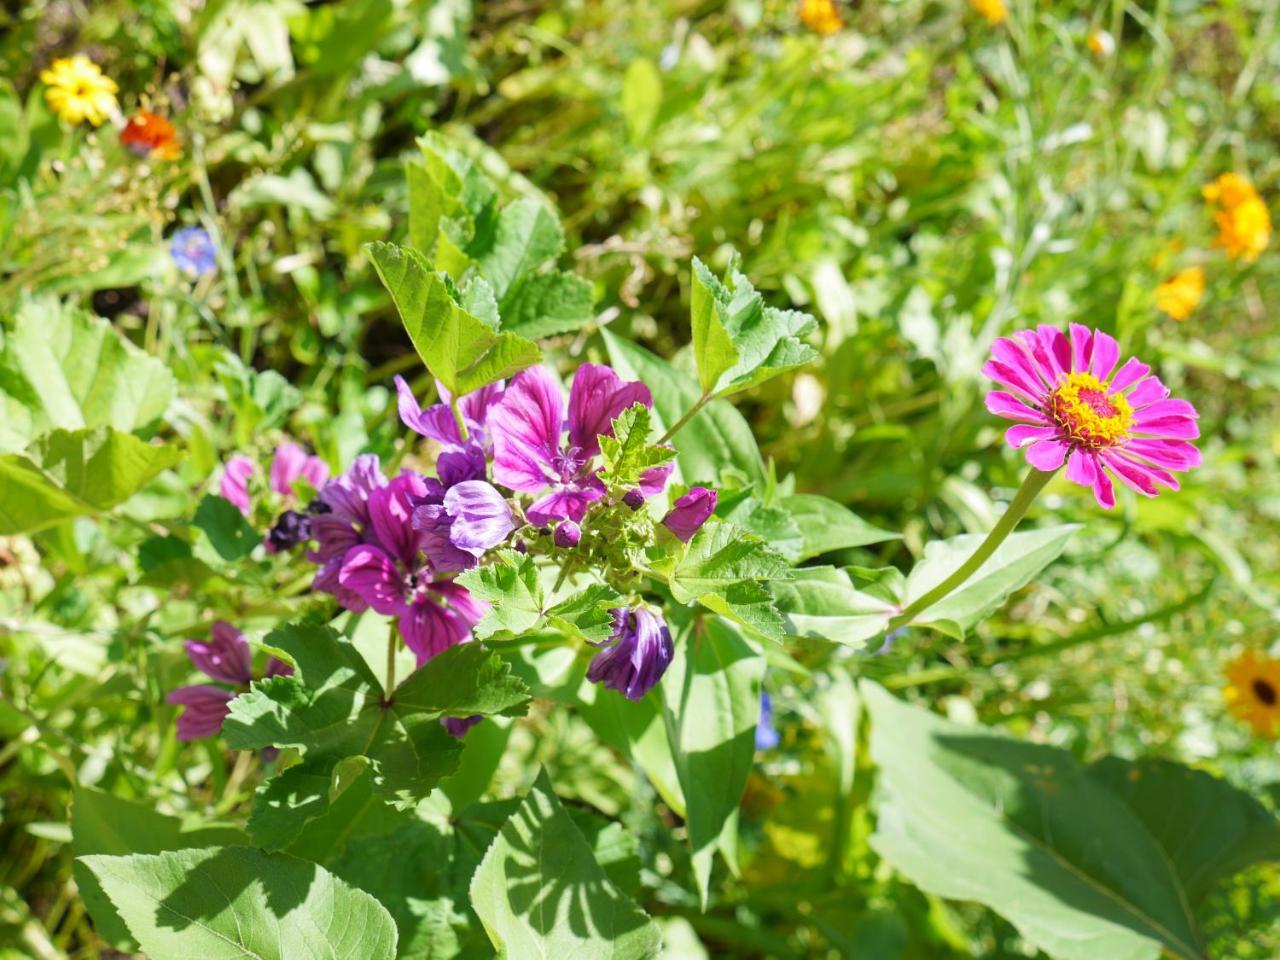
left=755, top=690, right=780, bottom=751
left=170, top=226, right=216, bottom=277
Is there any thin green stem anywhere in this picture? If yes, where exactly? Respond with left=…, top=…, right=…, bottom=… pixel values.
left=657, top=393, right=711, bottom=445
left=451, top=397, right=470, bottom=442
left=888, top=468, right=1058, bottom=631
left=384, top=622, right=398, bottom=699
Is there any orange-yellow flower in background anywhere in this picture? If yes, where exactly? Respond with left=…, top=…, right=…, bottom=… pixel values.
left=1224, top=649, right=1280, bottom=739
left=1155, top=266, right=1204, bottom=321
left=970, top=0, right=1007, bottom=25
left=40, top=55, right=118, bottom=127
left=799, top=0, right=842, bottom=35
left=121, top=111, right=181, bottom=160
left=1087, top=29, right=1115, bottom=57
left=1203, top=172, right=1272, bottom=262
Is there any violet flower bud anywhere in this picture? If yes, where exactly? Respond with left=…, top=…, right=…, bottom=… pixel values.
left=622, top=488, right=646, bottom=511
left=265, top=509, right=312, bottom=553
left=586, top=607, right=674, bottom=701
left=661, top=486, right=718, bottom=542
left=554, top=521, right=581, bottom=548
left=443, top=715, right=482, bottom=739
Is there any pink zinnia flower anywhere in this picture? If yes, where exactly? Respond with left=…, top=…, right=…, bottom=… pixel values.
left=983, top=324, right=1202, bottom=509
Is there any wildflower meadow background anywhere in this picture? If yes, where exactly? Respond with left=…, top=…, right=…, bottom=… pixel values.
left=1, top=1, right=1279, bottom=958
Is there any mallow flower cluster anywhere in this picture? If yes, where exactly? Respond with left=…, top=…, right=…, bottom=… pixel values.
left=168, top=621, right=292, bottom=740
left=291, top=361, right=718, bottom=704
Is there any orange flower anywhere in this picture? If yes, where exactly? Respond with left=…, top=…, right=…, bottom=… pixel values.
left=1203, top=173, right=1271, bottom=262
left=1224, top=650, right=1280, bottom=739
left=1154, top=266, right=1204, bottom=321
left=798, top=0, right=842, bottom=35
left=121, top=111, right=181, bottom=160
left=970, top=0, right=1007, bottom=25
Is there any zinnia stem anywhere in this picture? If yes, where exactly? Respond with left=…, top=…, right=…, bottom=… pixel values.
left=888, top=467, right=1058, bottom=631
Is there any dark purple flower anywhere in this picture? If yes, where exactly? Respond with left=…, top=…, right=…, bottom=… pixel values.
left=414, top=480, right=515, bottom=572
left=662, top=486, right=718, bottom=542
left=184, top=621, right=253, bottom=685
left=167, top=685, right=235, bottom=740
left=755, top=691, right=780, bottom=751
left=622, top=489, right=646, bottom=511
left=586, top=607, right=674, bottom=701
left=490, top=364, right=651, bottom=525
left=553, top=520, right=581, bottom=548
left=265, top=510, right=312, bottom=553
left=443, top=715, right=482, bottom=739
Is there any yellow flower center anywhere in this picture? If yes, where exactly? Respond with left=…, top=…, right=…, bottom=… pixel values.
left=1046, top=371, right=1133, bottom=448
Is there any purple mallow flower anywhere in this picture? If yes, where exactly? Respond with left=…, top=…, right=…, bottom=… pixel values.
left=755, top=691, right=780, bottom=751
left=414, top=480, right=515, bottom=573
left=587, top=606, right=674, bottom=701
left=395, top=376, right=504, bottom=486
left=218, top=443, right=329, bottom=519
left=170, top=226, right=217, bottom=277
left=310, top=462, right=488, bottom=666
left=490, top=364, right=651, bottom=525
left=167, top=621, right=292, bottom=741
left=661, top=486, right=718, bottom=542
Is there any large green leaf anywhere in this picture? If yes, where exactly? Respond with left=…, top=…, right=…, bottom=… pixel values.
left=368, top=241, right=540, bottom=396
left=662, top=618, right=765, bottom=908
left=901, top=524, right=1080, bottom=638
left=602, top=329, right=765, bottom=486
left=473, top=197, right=563, bottom=302
left=0, top=297, right=174, bottom=453
left=771, top=566, right=897, bottom=649
left=863, top=682, right=1266, bottom=960
left=224, top=623, right=529, bottom=812
left=779, top=494, right=899, bottom=560
left=499, top=269, right=595, bottom=339
left=0, top=427, right=181, bottom=534
left=71, top=788, right=246, bottom=950
left=470, top=769, right=661, bottom=958
left=81, top=846, right=397, bottom=959
left=1088, top=757, right=1280, bottom=908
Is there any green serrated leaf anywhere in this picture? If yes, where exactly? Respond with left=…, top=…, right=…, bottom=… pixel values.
left=192, top=494, right=259, bottom=561
left=546, top=584, right=622, bottom=643
left=470, top=769, right=661, bottom=959
left=598, top=403, right=675, bottom=493
left=779, top=494, right=900, bottom=560
left=0, top=427, right=180, bottom=535
left=368, top=241, right=540, bottom=396
left=501, top=270, right=595, bottom=339
left=81, top=846, right=397, bottom=960
left=456, top=550, right=544, bottom=639
left=668, top=520, right=790, bottom=641
left=475, top=197, right=563, bottom=301
left=771, top=566, right=897, bottom=649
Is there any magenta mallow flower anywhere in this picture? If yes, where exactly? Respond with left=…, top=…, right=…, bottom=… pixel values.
left=315, top=469, right=491, bottom=665
left=587, top=606, right=675, bottom=701
left=662, top=486, right=718, bottom=542
left=490, top=364, right=653, bottom=525
left=218, top=443, right=329, bottom=517
left=167, top=621, right=292, bottom=741
left=983, top=325, right=1202, bottom=509
left=395, top=376, right=504, bottom=486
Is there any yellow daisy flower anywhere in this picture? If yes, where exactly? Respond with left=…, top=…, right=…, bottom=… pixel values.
left=1224, top=650, right=1280, bottom=739
left=40, top=55, right=118, bottom=127
left=798, top=0, right=843, bottom=36
left=1155, top=266, right=1204, bottom=322
left=1203, top=173, right=1272, bottom=263
left=970, top=0, right=1007, bottom=25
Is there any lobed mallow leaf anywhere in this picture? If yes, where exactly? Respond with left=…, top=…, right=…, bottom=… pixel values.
left=368, top=241, right=540, bottom=396
left=689, top=257, right=818, bottom=400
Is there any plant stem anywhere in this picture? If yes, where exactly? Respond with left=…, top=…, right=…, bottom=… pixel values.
left=451, top=397, right=470, bottom=442
left=657, top=393, right=711, bottom=445
left=888, top=467, right=1058, bottom=631
left=385, top=622, right=398, bottom=699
